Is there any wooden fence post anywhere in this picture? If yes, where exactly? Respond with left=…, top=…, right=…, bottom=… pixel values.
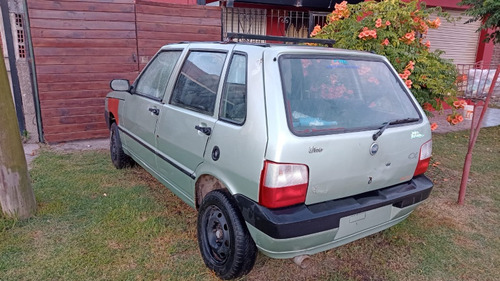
left=0, top=56, right=37, bottom=219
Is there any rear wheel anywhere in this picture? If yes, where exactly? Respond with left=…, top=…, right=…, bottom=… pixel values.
left=197, top=189, right=257, bottom=280
left=110, top=123, right=133, bottom=169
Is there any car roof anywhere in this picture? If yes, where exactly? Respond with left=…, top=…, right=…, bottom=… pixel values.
left=160, top=41, right=386, bottom=61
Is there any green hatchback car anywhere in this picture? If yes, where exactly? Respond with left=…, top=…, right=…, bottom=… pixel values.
left=105, top=42, right=433, bottom=279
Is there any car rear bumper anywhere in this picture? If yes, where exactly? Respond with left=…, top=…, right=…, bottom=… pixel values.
left=234, top=174, right=433, bottom=240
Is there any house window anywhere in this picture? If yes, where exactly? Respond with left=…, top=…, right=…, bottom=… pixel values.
left=13, top=13, right=26, bottom=59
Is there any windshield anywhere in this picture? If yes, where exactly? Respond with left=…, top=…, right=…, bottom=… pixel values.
left=279, top=55, right=421, bottom=136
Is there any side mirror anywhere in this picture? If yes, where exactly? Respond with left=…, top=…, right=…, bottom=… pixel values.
left=110, top=79, right=130, bottom=92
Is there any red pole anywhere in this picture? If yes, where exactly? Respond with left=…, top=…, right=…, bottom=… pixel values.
left=458, top=65, right=500, bottom=205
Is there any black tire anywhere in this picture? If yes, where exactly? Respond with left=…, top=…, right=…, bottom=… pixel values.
left=197, top=189, right=257, bottom=280
left=110, top=123, right=133, bottom=169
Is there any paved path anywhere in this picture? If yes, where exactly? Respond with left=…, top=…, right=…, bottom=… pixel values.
left=24, top=139, right=108, bottom=168
left=428, top=107, right=500, bottom=134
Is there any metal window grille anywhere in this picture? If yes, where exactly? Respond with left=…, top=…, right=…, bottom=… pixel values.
left=223, top=7, right=267, bottom=42
left=268, top=9, right=310, bottom=38
left=456, top=63, right=500, bottom=101
left=308, top=12, right=329, bottom=35
left=223, top=7, right=330, bottom=43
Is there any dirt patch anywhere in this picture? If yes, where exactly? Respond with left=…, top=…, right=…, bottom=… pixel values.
left=418, top=198, right=477, bottom=233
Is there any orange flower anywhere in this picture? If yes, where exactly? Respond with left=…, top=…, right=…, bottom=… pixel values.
left=358, top=28, right=377, bottom=40
left=381, top=38, right=390, bottom=46
left=330, top=1, right=350, bottom=22
left=310, top=25, right=322, bottom=37
left=447, top=113, right=464, bottom=125
left=453, top=100, right=468, bottom=109
left=428, top=17, right=441, bottom=28
left=424, top=40, right=431, bottom=48
left=400, top=31, right=416, bottom=44
left=419, top=20, right=429, bottom=33
left=405, top=61, right=415, bottom=71
left=430, top=122, right=438, bottom=131
left=405, top=31, right=415, bottom=41
left=405, top=79, right=412, bottom=88
left=385, top=20, right=391, bottom=26
left=335, top=1, right=348, bottom=11
left=423, top=103, right=434, bottom=111
left=456, top=74, right=467, bottom=83
left=375, top=18, right=382, bottom=28
left=400, top=69, right=411, bottom=80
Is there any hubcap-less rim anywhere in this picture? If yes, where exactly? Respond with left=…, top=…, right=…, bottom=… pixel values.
left=205, top=205, right=231, bottom=263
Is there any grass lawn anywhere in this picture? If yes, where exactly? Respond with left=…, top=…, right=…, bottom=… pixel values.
left=1, top=126, right=499, bottom=280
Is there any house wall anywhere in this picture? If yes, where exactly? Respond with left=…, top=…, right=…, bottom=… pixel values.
left=0, top=6, right=13, bottom=97
left=421, top=0, right=495, bottom=66
left=492, top=44, right=500, bottom=67
left=27, top=0, right=138, bottom=143
left=1, top=0, right=38, bottom=142
left=27, top=0, right=221, bottom=143
left=136, top=0, right=221, bottom=69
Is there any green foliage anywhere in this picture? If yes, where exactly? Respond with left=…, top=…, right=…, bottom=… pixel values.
left=459, top=0, right=500, bottom=44
left=311, top=0, right=458, bottom=109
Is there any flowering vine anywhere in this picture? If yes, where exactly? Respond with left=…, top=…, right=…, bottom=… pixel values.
left=310, top=0, right=460, bottom=130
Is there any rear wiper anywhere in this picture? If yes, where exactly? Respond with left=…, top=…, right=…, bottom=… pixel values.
left=389, top=118, right=420, bottom=125
left=372, top=118, right=419, bottom=141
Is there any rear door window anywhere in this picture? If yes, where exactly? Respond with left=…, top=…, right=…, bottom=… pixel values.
left=279, top=56, right=421, bottom=136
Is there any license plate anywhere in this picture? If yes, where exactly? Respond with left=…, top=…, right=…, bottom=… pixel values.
left=335, top=205, right=392, bottom=239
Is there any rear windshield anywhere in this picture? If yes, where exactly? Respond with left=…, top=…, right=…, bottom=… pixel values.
left=279, top=55, right=421, bottom=136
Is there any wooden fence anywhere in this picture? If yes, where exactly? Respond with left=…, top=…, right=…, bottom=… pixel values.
left=27, top=0, right=221, bottom=143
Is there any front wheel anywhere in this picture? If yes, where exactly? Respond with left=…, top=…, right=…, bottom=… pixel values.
left=197, top=190, right=257, bottom=280
left=110, top=123, right=133, bottom=169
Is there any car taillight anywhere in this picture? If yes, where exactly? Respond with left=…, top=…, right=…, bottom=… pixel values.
left=259, top=161, right=309, bottom=209
left=414, top=140, right=432, bottom=176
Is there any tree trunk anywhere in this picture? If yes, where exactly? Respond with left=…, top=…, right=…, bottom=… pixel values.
left=0, top=58, right=36, bottom=219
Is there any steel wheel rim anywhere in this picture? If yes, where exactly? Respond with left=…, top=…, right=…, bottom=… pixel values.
left=204, top=205, right=231, bottom=264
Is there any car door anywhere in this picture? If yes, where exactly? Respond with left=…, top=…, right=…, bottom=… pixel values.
left=119, top=50, right=182, bottom=170
left=155, top=50, right=229, bottom=202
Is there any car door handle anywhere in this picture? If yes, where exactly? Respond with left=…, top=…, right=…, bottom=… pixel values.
left=195, top=125, right=211, bottom=136
left=148, top=107, right=159, bottom=115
